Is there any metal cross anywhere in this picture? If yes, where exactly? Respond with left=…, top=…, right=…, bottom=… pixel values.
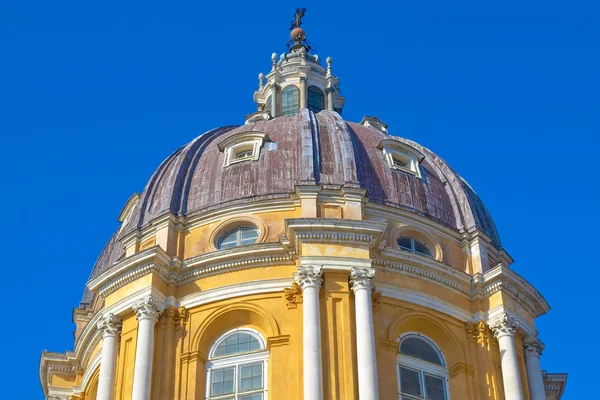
left=289, top=8, right=306, bottom=30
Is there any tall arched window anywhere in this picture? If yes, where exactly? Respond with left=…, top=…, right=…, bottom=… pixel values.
left=307, top=86, right=324, bottom=113
left=397, top=334, right=449, bottom=400
left=206, top=329, right=269, bottom=400
left=281, top=85, right=299, bottom=116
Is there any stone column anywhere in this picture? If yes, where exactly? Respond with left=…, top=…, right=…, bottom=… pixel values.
left=271, top=83, right=279, bottom=118
left=350, top=268, right=379, bottom=400
left=131, top=295, right=163, bottom=400
left=294, top=266, right=324, bottom=400
left=300, top=76, right=307, bottom=109
left=523, top=336, right=546, bottom=400
left=490, top=313, right=524, bottom=400
left=96, top=313, right=122, bottom=400
left=326, top=87, right=335, bottom=111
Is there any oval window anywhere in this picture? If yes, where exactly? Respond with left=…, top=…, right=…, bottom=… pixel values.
left=217, top=226, right=259, bottom=250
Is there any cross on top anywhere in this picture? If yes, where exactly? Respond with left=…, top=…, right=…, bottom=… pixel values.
left=289, top=8, right=306, bottom=30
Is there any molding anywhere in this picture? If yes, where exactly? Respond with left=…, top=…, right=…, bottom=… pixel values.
left=179, top=278, right=293, bottom=309
left=299, top=256, right=372, bottom=272
left=283, top=218, right=387, bottom=255
left=378, top=285, right=472, bottom=322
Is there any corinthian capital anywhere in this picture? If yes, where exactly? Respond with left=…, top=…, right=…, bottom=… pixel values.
left=349, top=268, right=375, bottom=292
left=489, top=313, right=519, bottom=339
left=523, top=336, right=545, bottom=357
left=97, top=313, right=122, bottom=337
left=294, top=266, right=323, bottom=290
left=132, top=295, right=163, bottom=323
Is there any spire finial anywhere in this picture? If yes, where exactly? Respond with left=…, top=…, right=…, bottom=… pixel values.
left=326, top=57, right=332, bottom=74
left=287, top=8, right=311, bottom=52
left=258, top=73, right=264, bottom=90
left=271, top=52, right=277, bottom=71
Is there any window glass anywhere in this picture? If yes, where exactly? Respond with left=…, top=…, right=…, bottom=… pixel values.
left=211, top=367, right=235, bottom=397
left=399, top=367, right=422, bottom=397
left=397, top=236, right=433, bottom=258
left=400, top=337, right=444, bottom=366
left=282, top=86, right=300, bottom=116
left=308, top=86, right=324, bottom=112
left=217, top=226, right=259, bottom=249
left=236, top=150, right=253, bottom=159
left=208, top=330, right=267, bottom=400
left=397, top=237, right=413, bottom=252
left=265, top=96, right=272, bottom=112
left=425, top=374, right=446, bottom=400
left=413, top=240, right=432, bottom=257
left=393, top=158, right=406, bottom=168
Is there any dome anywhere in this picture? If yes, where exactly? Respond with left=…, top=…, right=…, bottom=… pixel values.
left=84, top=109, right=501, bottom=288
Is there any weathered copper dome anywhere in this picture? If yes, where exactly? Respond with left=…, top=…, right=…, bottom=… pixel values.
left=83, top=109, right=501, bottom=300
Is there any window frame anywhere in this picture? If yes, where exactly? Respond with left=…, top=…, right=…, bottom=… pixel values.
left=218, top=131, right=271, bottom=168
left=307, top=86, right=325, bottom=113
left=376, top=139, right=425, bottom=178
left=397, top=236, right=433, bottom=258
left=396, top=334, right=450, bottom=400
left=216, top=226, right=260, bottom=250
left=206, top=328, right=269, bottom=400
left=281, top=85, right=300, bottom=116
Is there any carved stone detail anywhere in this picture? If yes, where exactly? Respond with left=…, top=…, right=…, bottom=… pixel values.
left=466, top=321, right=490, bottom=345
left=523, top=336, right=545, bottom=357
left=293, top=266, right=323, bottom=290
left=349, top=267, right=375, bottom=292
left=284, top=282, right=303, bottom=309
left=132, top=295, right=163, bottom=323
left=489, top=313, right=519, bottom=339
left=97, top=313, right=122, bottom=338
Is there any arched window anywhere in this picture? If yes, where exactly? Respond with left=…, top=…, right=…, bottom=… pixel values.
left=397, top=334, right=449, bottom=400
left=206, top=329, right=269, bottom=400
left=397, top=236, right=433, bottom=258
left=217, top=226, right=259, bottom=250
left=265, top=95, right=272, bottom=112
left=281, top=85, right=299, bottom=116
left=307, top=86, right=324, bottom=113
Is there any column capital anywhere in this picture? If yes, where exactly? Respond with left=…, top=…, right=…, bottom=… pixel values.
left=132, top=295, right=163, bottom=323
left=489, top=312, right=519, bottom=339
left=294, top=266, right=322, bottom=290
left=523, top=336, right=545, bottom=358
left=97, top=313, right=122, bottom=338
left=349, top=267, right=375, bottom=292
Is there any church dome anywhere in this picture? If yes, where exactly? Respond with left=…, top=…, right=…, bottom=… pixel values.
left=85, top=109, right=501, bottom=288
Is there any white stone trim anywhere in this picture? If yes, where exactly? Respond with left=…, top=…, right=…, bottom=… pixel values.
left=81, top=352, right=101, bottom=394
left=180, top=278, right=293, bottom=309
left=298, top=256, right=372, bottom=272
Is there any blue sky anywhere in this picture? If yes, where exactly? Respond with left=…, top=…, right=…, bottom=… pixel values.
left=0, top=1, right=596, bottom=398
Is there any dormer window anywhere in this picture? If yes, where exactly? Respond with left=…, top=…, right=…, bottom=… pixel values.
left=397, top=236, right=433, bottom=258
left=377, top=139, right=425, bottom=178
left=218, top=131, right=271, bottom=167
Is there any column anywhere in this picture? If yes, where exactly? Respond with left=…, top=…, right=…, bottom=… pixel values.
left=96, top=313, right=122, bottom=400
left=350, top=268, right=379, bottom=400
left=294, top=266, right=324, bottom=400
left=523, top=336, right=546, bottom=400
left=271, top=83, right=279, bottom=117
left=326, top=87, right=334, bottom=111
left=300, top=76, right=307, bottom=109
left=490, top=313, right=524, bottom=400
left=131, top=295, right=163, bottom=400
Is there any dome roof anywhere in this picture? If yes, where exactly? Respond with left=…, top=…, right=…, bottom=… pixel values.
left=119, top=109, right=500, bottom=244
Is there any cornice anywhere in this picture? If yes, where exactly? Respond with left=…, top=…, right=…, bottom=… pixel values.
left=283, top=218, right=387, bottom=255
left=473, top=264, right=550, bottom=318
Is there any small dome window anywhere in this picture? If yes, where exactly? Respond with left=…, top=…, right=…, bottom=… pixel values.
left=308, top=86, right=325, bottom=112
left=377, top=139, right=425, bottom=179
left=397, top=236, right=433, bottom=258
left=217, top=226, right=259, bottom=250
left=236, top=149, right=254, bottom=160
left=218, top=131, right=271, bottom=167
left=282, top=85, right=300, bottom=116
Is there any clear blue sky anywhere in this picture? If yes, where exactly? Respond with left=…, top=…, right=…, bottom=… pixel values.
left=1, top=1, right=595, bottom=398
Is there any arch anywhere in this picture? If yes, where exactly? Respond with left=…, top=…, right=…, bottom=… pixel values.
left=398, top=332, right=447, bottom=367
left=82, top=366, right=100, bottom=400
left=281, top=85, right=300, bottom=116
left=387, top=311, right=464, bottom=367
left=389, top=223, right=444, bottom=262
left=192, top=302, right=280, bottom=358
